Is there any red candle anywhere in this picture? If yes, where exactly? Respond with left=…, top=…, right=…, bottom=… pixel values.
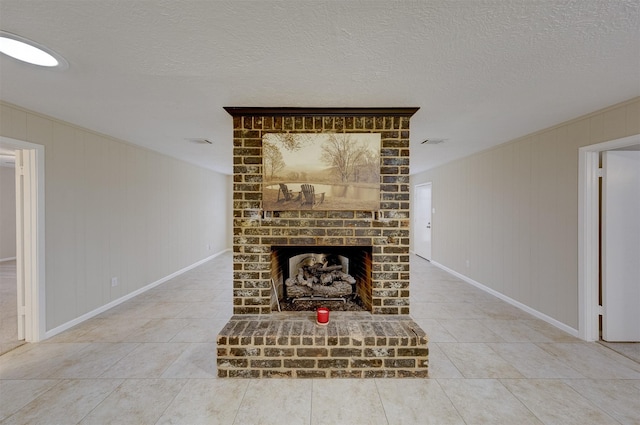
left=317, top=307, right=329, bottom=325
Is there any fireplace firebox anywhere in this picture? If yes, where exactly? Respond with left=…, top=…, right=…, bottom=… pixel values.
left=271, top=245, right=373, bottom=312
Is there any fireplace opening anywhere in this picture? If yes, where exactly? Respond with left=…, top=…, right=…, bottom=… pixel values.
left=271, top=246, right=373, bottom=312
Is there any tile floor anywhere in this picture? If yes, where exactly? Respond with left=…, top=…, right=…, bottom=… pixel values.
left=0, top=260, right=24, bottom=356
left=599, top=340, right=640, bottom=364
left=1, top=252, right=639, bottom=424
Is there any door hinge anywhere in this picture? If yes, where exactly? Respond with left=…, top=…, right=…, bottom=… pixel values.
left=598, top=305, right=605, bottom=316
left=597, top=168, right=604, bottom=178
left=18, top=305, right=26, bottom=316
left=17, top=165, right=25, bottom=176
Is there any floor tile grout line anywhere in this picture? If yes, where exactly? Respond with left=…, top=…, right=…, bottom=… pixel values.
left=530, top=342, right=587, bottom=379
left=561, top=377, right=635, bottom=424
left=0, top=377, right=64, bottom=423
left=309, top=378, right=314, bottom=425
left=433, top=378, right=468, bottom=425
left=71, top=377, right=125, bottom=425
left=596, top=341, right=640, bottom=365
left=499, top=377, right=625, bottom=425
left=153, top=378, right=189, bottom=425
left=430, top=341, right=465, bottom=378
left=373, top=377, right=391, bottom=425
left=231, top=378, right=253, bottom=425
left=495, top=377, right=550, bottom=424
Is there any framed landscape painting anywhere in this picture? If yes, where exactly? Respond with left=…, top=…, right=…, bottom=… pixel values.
left=262, top=133, right=381, bottom=211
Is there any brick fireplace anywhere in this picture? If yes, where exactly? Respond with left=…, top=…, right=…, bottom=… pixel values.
left=217, top=107, right=428, bottom=378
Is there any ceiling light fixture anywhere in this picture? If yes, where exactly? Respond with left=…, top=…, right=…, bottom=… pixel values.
left=0, top=31, right=68, bottom=69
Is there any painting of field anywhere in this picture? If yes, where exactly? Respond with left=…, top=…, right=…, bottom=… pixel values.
left=262, top=133, right=381, bottom=211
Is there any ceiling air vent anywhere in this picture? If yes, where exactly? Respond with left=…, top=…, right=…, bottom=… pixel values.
left=421, top=138, right=446, bottom=145
left=0, top=155, right=16, bottom=167
left=186, top=138, right=213, bottom=145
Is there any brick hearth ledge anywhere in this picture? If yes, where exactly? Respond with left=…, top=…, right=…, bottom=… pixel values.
left=217, top=312, right=428, bottom=378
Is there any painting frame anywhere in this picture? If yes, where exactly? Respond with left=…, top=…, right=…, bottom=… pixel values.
left=262, top=133, right=381, bottom=211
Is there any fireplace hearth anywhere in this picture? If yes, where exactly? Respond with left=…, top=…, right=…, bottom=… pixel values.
left=218, top=107, right=428, bottom=378
left=217, top=312, right=428, bottom=378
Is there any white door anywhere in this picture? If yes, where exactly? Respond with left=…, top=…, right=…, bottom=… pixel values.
left=414, top=183, right=432, bottom=260
left=602, top=151, right=640, bottom=342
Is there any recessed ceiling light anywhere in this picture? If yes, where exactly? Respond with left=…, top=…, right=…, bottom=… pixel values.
left=0, top=31, right=68, bottom=69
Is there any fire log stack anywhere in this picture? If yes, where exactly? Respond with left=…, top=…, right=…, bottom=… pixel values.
left=285, top=261, right=356, bottom=298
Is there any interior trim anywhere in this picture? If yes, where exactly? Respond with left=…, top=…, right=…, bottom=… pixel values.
left=223, top=107, right=420, bottom=117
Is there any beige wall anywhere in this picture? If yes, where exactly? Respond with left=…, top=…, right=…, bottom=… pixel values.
left=411, top=97, right=640, bottom=330
left=0, top=165, right=16, bottom=260
left=0, top=101, right=231, bottom=331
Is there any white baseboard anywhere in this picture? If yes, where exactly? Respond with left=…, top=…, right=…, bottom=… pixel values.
left=0, top=257, right=17, bottom=263
left=44, top=249, right=231, bottom=339
left=430, top=260, right=580, bottom=339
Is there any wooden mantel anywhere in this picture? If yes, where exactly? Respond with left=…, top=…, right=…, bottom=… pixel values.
left=223, top=107, right=420, bottom=117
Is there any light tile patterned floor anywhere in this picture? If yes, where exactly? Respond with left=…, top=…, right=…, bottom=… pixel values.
left=1, top=252, right=639, bottom=424
left=0, top=260, right=25, bottom=356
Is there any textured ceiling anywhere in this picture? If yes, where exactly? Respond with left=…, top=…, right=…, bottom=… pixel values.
left=0, top=0, right=638, bottom=175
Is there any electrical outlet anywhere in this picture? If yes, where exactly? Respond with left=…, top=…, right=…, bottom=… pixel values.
left=111, top=277, right=119, bottom=287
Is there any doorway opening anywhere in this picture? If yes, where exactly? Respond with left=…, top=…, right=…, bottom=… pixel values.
left=414, top=182, right=432, bottom=261
left=0, top=149, right=21, bottom=354
left=0, top=136, right=45, bottom=347
left=579, top=134, right=640, bottom=349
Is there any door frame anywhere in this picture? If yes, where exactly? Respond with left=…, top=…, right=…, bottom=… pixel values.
left=578, top=134, right=640, bottom=341
left=0, top=136, right=45, bottom=342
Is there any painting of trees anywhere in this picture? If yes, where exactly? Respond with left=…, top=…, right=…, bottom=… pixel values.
left=320, top=134, right=379, bottom=183
left=263, top=140, right=285, bottom=180
left=262, top=133, right=380, bottom=211
left=355, top=148, right=381, bottom=183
